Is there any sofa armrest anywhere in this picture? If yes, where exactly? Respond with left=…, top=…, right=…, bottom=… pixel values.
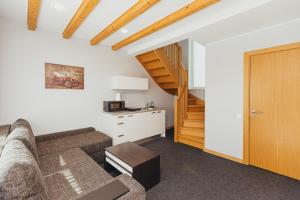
left=114, top=174, right=146, bottom=200
left=35, top=127, right=96, bottom=142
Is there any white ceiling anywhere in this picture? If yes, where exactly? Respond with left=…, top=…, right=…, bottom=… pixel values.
left=190, top=0, right=300, bottom=45
left=0, top=0, right=298, bottom=55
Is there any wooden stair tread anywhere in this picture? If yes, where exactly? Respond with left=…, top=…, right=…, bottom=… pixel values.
left=187, top=111, right=204, bottom=114
left=144, top=60, right=164, bottom=70
left=184, top=119, right=205, bottom=123
left=149, top=69, right=169, bottom=77
left=188, top=99, right=205, bottom=105
left=160, top=82, right=178, bottom=89
left=188, top=98, right=204, bottom=101
left=156, top=75, right=175, bottom=83
left=188, top=106, right=205, bottom=112
left=177, top=136, right=204, bottom=149
left=137, top=51, right=158, bottom=63
left=180, top=127, right=204, bottom=137
left=184, top=119, right=205, bottom=128
left=187, top=112, right=205, bottom=120
left=188, top=104, right=204, bottom=107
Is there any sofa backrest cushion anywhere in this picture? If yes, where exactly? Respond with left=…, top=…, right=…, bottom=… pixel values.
left=0, top=140, right=47, bottom=200
left=5, top=126, right=39, bottom=163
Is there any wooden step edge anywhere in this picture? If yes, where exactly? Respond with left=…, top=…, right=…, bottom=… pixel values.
left=160, top=83, right=178, bottom=89
left=141, top=58, right=160, bottom=64
left=179, top=130, right=205, bottom=138
left=187, top=112, right=205, bottom=114
left=188, top=105, right=205, bottom=108
left=147, top=67, right=165, bottom=71
left=151, top=72, right=169, bottom=77
left=177, top=137, right=204, bottom=149
left=183, top=125, right=205, bottom=129
left=157, top=80, right=176, bottom=84
left=178, top=134, right=204, bottom=141
left=184, top=119, right=205, bottom=122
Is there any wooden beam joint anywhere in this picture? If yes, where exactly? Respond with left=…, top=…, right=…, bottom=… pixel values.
left=27, top=0, right=41, bottom=31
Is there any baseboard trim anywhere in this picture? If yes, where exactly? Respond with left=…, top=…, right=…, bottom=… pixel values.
left=204, top=148, right=244, bottom=164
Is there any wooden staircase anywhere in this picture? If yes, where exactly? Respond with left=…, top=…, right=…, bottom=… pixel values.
left=136, top=43, right=205, bottom=149
left=136, top=47, right=180, bottom=95
left=177, top=93, right=205, bottom=149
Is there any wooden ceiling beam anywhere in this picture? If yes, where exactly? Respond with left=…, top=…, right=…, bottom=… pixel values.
left=27, top=0, right=41, bottom=31
left=90, top=0, right=160, bottom=45
left=63, top=0, right=100, bottom=39
left=112, top=0, right=220, bottom=51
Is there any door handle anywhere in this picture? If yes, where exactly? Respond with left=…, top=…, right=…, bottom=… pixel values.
left=250, top=109, right=263, bottom=116
left=117, top=122, right=124, bottom=125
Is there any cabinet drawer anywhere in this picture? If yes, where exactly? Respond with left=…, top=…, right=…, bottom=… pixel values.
left=114, top=133, right=128, bottom=145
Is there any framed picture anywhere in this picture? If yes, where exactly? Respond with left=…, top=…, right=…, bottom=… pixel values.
left=45, top=63, right=84, bottom=90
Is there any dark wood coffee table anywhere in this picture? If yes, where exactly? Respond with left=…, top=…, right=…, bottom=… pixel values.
left=105, top=142, right=160, bottom=190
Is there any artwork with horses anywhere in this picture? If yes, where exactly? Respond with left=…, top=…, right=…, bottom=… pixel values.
left=45, top=63, right=84, bottom=89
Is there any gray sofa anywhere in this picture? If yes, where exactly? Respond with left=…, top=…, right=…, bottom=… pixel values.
left=0, top=119, right=145, bottom=200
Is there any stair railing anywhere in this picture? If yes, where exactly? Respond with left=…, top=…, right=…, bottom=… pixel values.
left=174, top=65, right=188, bottom=142
left=162, top=43, right=181, bottom=85
left=160, top=42, right=188, bottom=142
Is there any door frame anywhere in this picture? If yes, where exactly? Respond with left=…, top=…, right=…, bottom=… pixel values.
left=243, top=41, right=300, bottom=165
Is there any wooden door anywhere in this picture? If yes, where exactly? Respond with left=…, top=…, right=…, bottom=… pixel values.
left=249, top=47, right=300, bottom=180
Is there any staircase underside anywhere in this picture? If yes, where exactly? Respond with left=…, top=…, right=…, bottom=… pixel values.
left=136, top=50, right=178, bottom=95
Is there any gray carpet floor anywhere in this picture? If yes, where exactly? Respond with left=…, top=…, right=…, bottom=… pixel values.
left=142, top=138, right=300, bottom=200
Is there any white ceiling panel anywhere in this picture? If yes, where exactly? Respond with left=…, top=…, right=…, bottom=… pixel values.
left=1, top=0, right=298, bottom=54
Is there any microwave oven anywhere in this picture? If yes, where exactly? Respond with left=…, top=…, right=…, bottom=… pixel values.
left=103, top=101, right=125, bottom=112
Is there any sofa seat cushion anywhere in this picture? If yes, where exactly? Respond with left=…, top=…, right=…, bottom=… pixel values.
left=37, top=131, right=112, bottom=157
left=39, top=148, right=145, bottom=200
left=39, top=148, right=113, bottom=200
left=5, top=126, right=39, bottom=163
left=0, top=140, right=47, bottom=200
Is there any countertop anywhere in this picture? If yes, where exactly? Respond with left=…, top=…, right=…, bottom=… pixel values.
left=101, top=108, right=165, bottom=116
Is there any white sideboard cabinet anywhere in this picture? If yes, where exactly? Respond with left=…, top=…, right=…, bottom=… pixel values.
left=99, top=109, right=165, bottom=145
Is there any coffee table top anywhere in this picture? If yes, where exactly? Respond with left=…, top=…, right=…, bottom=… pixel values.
left=105, top=142, right=159, bottom=167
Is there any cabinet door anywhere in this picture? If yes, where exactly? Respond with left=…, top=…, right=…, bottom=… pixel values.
left=126, top=113, right=147, bottom=142
left=149, top=110, right=165, bottom=136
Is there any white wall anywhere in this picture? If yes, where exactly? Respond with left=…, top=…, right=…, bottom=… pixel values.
left=190, top=41, right=206, bottom=89
left=0, top=18, right=174, bottom=135
left=205, top=19, right=300, bottom=159
left=178, top=39, right=189, bottom=69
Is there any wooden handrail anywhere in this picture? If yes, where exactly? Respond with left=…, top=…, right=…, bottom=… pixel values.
left=174, top=62, right=188, bottom=142
left=178, top=82, right=187, bottom=100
